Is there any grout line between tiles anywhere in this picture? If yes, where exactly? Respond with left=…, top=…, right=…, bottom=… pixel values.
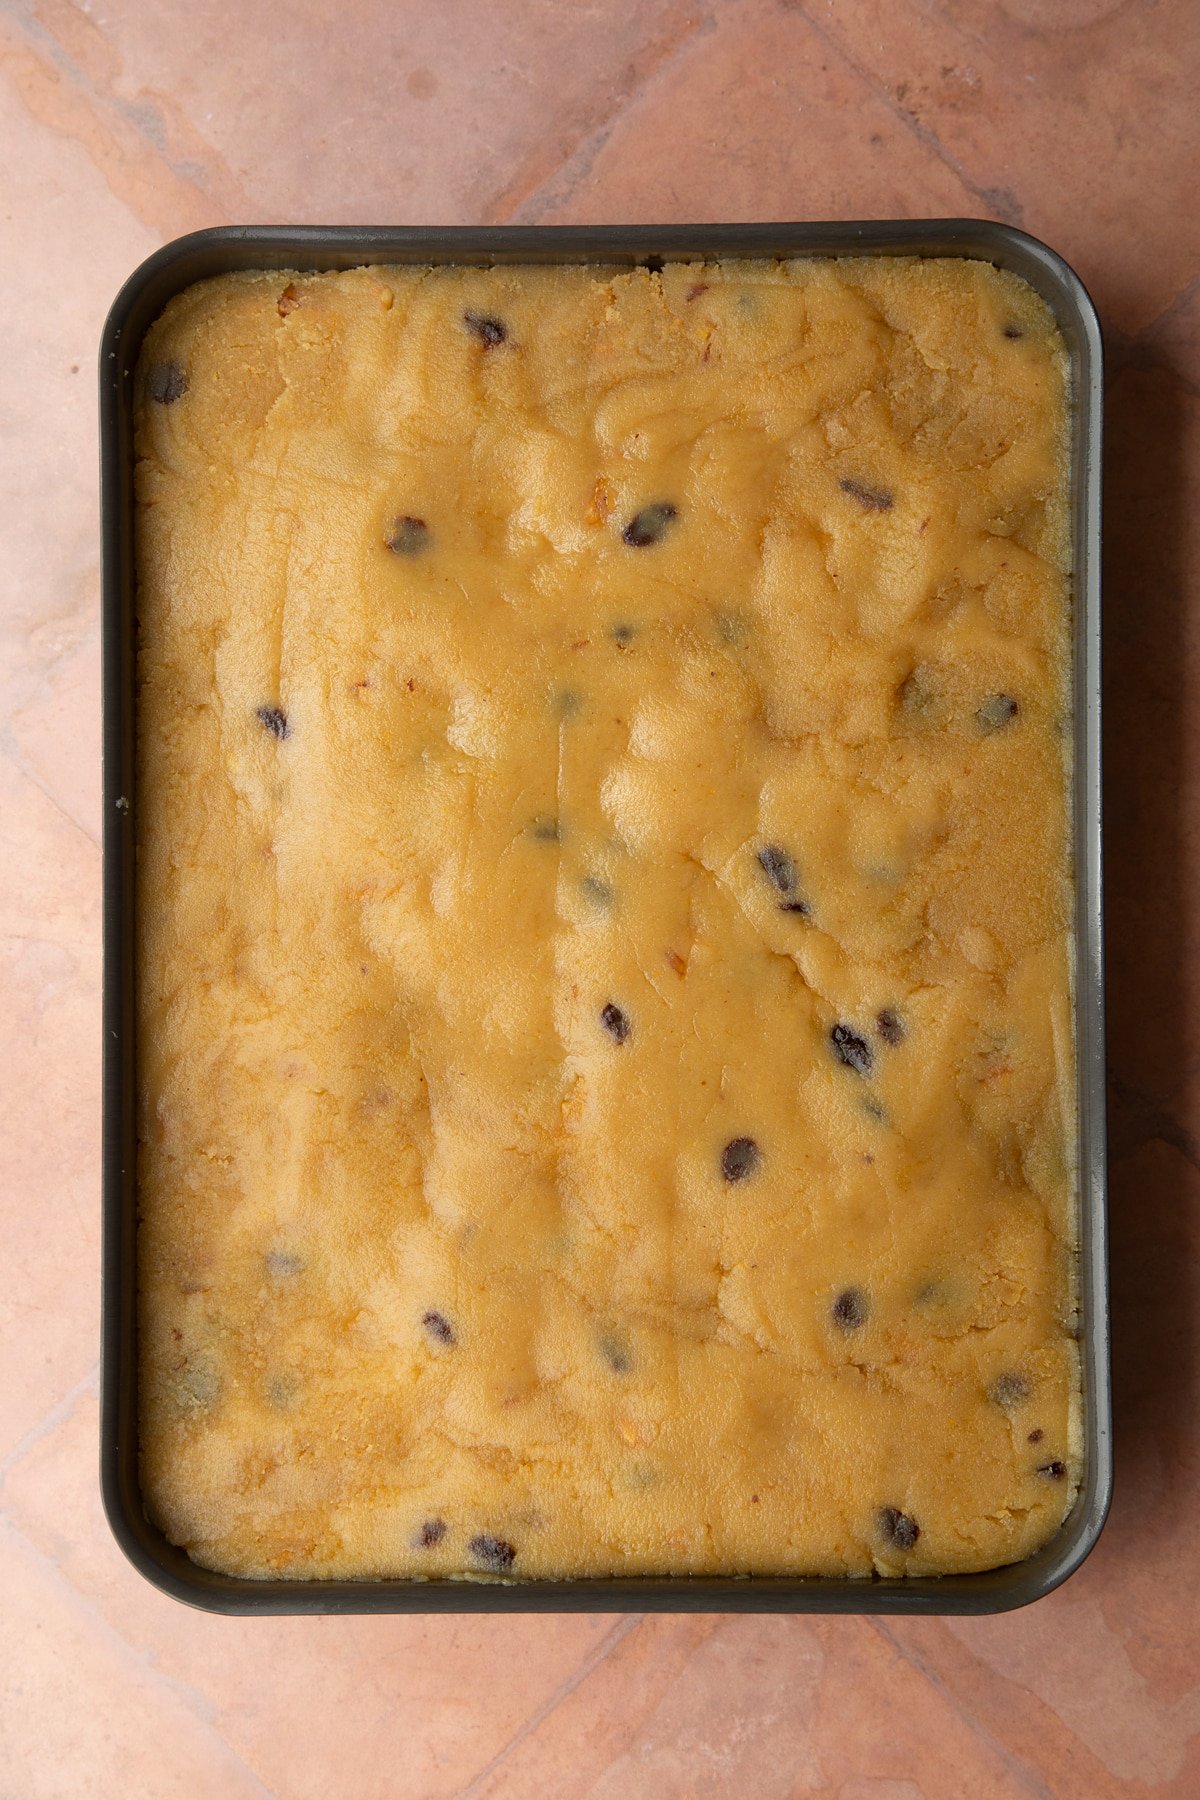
left=485, top=7, right=718, bottom=225
left=0, top=1515, right=279, bottom=1798
left=792, top=1, right=1021, bottom=225
left=448, top=1612, right=644, bottom=1799
left=868, top=1619, right=1058, bottom=1800
left=1134, top=269, right=1200, bottom=345
left=0, top=4, right=241, bottom=228
left=0, top=1359, right=99, bottom=1492
left=0, top=738, right=101, bottom=852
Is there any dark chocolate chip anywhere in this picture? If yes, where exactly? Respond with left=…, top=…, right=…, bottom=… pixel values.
left=464, top=310, right=507, bottom=347
left=977, top=694, right=1019, bottom=732
left=600, top=1002, right=630, bottom=1044
left=581, top=875, right=613, bottom=907
left=831, top=1287, right=868, bottom=1331
left=876, top=1008, right=904, bottom=1047
left=148, top=359, right=188, bottom=405
left=469, top=1533, right=516, bottom=1571
left=418, top=1518, right=447, bottom=1548
left=1028, top=1428, right=1044, bottom=1444
left=598, top=1332, right=632, bottom=1374
left=1037, top=1460, right=1067, bottom=1480
left=256, top=705, right=289, bottom=739
left=422, top=1310, right=456, bottom=1346
left=622, top=502, right=677, bottom=547
left=877, top=1505, right=920, bottom=1550
left=721, top=1136, right=760, bottom=1182
left=840, top=476, right=894, bottom=512
left=780, top=900, right=811, bottom=917
left=530, top=816, right=560, bottom=842
left=830, top=1024, right=873, bottom=1076
left=386, top=515, right=429, bottom=556
left=988, top=1372, right=1030, bottom=1408
left=1002, top=324, right=1024, bottom=340
left=265, top=1250, right=304, bottom=1278
left=757, top=844, right=797, bottom=896
left=266, top=1373, right=300, bottom=1409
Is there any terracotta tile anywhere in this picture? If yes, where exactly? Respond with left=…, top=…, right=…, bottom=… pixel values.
left=0, top=52, right=153, bottom=842
left=0, top=755, right=100, bottom=1463
left=1141, top=276, right=1200, bottom=399
left=795, top=0, right=1200, bottom=335
left=16, top=0, right=706, bottom=227
left=465, top=1611, right=1042, bottom=1799
left=3, top=1391, right=623, bottom=1799
left=1102, top=355, right=1200, bottom=1112
left=0, top=1519, right=268, bottom=1799
left=519, top=0, right=976, bottom=225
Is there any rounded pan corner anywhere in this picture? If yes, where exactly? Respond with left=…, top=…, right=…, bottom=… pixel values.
left=99, top=226, right=246, bottom=371
left=954, top=218, right=1103, bottom=359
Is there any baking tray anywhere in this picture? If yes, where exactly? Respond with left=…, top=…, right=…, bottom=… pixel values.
left=100, top=221, right=1110, bottom=1614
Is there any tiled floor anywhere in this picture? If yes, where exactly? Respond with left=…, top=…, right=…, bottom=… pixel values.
left=2, top=0, right=1198, bottom=1793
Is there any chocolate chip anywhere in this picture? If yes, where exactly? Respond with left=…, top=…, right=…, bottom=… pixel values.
left=830, top=1024, right=873, bottom=1076
left=840, top=476, right=894, bottom=512
left=1002, top=324, right=1024, bottom=340
left=622, top=502, right=677, bottom=547
left=1028, top=1428, right=1044, bottom=1444
left=256, top=705, right=289, bottom=739
left=977, top=694, right=1019, bottom=732
left=721, top=1136, right=760, bottom=1182
left=386, top=515, right=429, bottom=556
left=469, top=1533, right=516, bottom=1571
left=643, top=254, right=664, bottom=274
left=876, top=1008, right=904, bottom=1047
left=418, top=1518, right=447, bottom=1548
left=831, top=1287, right=868, bottom=1331
left=581, top=875, right=613, bottom=907
left=148, top=360, right=188, bottom=405
left=877, top=1506, right=920, bottom=1551
left=464, top=310, right=507, bottom=346
left=600, top=1002, right=630, bottom=1044
left=1037, top=1460, right=1067, bottom=1480
left=780, top=900, right=811, bottom=917
left=757, top=844, right=797, bottom=896
left=265, top=1250, right=304, bottom=1278
left=422, top=1310, right=456, bottom=1346
left=266, top=1373, right=300, bottom=1409
left=988, top=1372, right=1030, bottom=1408
left=598, top=1332, right=632, bottom=1374
left=530, top=816, right=560, bottom=842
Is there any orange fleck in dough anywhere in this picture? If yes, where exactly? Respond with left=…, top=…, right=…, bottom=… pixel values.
left=135, top=258, right=1079, bottom=1582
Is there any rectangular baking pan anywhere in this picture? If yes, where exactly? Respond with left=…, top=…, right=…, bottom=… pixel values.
left=100, top=221, right=1109, bottom=1614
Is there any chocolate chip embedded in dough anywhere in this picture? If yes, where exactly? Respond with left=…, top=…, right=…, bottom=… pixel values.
left=464, top=310, right=507, bottom=347
left=147, top=360, right=188, bottom=404
left=622, top=502, right=677, bottom=547
left=721, top=1137, right=760, bottom=1183
left=600, top=1002, right=631, bottom=1044
left=830, top=1024, right=873, bottom=1076
left=877, top=1505, right=920, bottom=1551
left=469, top=1533, right=516, bottom=1571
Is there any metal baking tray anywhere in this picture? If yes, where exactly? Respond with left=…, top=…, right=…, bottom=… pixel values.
left=100, top=221, right=1109, bottom=1614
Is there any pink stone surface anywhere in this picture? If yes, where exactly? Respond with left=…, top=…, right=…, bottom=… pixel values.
left=1, top=1, right=1197, bottom=1791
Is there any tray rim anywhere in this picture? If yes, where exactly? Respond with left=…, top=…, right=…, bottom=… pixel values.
left=100, top=218, right=1110, bottom=1615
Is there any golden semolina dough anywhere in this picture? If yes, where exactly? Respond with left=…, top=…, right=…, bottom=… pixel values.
left=135, top=257, right=1080, bottom=1581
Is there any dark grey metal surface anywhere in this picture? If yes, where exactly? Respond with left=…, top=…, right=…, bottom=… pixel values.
left=100, top=221, right=1109, bottom=1615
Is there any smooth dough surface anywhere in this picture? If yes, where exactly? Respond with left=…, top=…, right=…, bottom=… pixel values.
left=135, top=257, right=1080, bottom=1581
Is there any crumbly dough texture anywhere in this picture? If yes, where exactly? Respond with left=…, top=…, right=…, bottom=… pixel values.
left=136, top=257, right=1080, bottom=1582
